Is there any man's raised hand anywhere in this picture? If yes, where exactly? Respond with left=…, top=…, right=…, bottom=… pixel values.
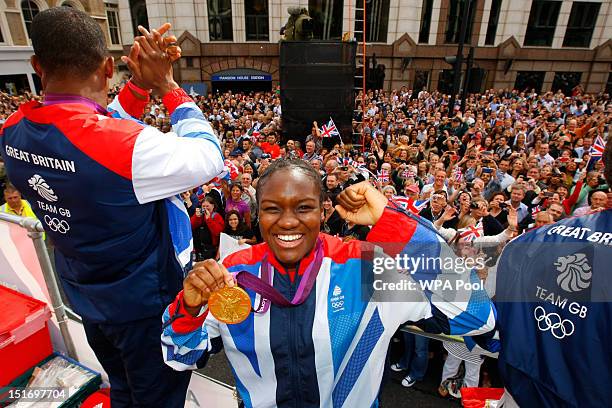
left=121, top=23, right=182, bottom=93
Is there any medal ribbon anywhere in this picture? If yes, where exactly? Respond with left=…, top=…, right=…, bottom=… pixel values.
left=235, top=238, right=324, bottom=314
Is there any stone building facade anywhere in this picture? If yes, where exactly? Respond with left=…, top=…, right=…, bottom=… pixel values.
left=1, top=0, right=611, bottom=95
left=133, top=0, right=612, bottom=95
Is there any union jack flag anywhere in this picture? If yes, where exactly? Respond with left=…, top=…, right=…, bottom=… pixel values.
left=401, top=168, right=416, bottom=179
left=590, top=135, right=605, bottom=158
left=377, top=170, right=390, bottom=183
left=458, top=222, right=483, bottom=242
left=321, top=118, right=340, bottom=138
left=392, top=196, right=429, bottom=215
left=210, top=168, right=231, bottom=187
left=337, top=156, right=354, bottom=167
left=531, top=205, right=543, bottom=216
left=453, top=167, right=463, bottom=183
left=251, top=130, right=260, bottom=139
left=223, top=159, right=240, bottom=180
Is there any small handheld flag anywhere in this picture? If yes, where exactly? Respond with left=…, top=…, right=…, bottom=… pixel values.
left=458, top=222, right=483, bottom=242
left=590, top=135, right=605, bottom=158
left=531, top=205, right=542, bottom=216
left=392, top=196, right=428, bottom=214
left=377, top=170, right=390, bottom=183
left=321, top=118, right=340, bottom=138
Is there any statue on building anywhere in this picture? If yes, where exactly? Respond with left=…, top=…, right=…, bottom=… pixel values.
left=281, top=7, right=314, bottom=41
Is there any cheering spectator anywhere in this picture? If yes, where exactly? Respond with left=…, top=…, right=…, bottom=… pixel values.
left=225, top=183, right=252, bottom=228
left=421, top=190, right=458, bottom=229
left=191, top=196, right=225, bottom=260
left=223, top=210, right=256, bottom=245
left=421, top=169, right=448, bottom=198
left=321, top=193, right=343, bottom=235
left=260, top=132, right=281, bottom=159
left=573, top=190, right=608, bottom=216
left=506, top=183, right=529, bottom=223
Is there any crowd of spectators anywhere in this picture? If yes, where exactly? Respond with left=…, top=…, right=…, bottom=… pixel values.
left=131, top=86, right=610, bottom=261
left=136, top=84, right=611, bottom=396
left=1, top=83, right=610, bottom=397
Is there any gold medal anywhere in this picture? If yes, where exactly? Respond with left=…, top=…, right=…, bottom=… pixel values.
left=208, top=286, right=252, bottom=324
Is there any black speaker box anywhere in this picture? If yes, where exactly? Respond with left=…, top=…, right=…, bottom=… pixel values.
left=280, top=41, right=356, bottom=146
left=467, top=68, right=486, bottom=93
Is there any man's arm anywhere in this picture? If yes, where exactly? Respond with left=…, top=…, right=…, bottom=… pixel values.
left=130, top=88, right=224, bottom=203
left=119, top=30, right=224, bottom=203
left=108, top=23, right=179, bottom=121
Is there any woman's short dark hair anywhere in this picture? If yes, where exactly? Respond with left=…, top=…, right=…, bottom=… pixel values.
left=256, top=158, right=324, bottom=205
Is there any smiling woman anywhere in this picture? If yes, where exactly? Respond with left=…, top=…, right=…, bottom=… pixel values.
left=256, top=159, right=324, bottom=267
left=164, top=159, right=497, bottom=408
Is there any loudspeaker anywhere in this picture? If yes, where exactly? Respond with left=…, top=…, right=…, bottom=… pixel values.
left=467, top=68, right=486, bottom=93
left=280, top=41, right=356, bottom=146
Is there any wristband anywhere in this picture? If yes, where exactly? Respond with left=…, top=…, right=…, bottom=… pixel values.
left=127, top=80, right=151, bottom=97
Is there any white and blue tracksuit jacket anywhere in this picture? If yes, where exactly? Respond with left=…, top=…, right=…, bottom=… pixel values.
left=1, top=85, right=223, bottom=323
left=162, top=207, right=497, bottom=407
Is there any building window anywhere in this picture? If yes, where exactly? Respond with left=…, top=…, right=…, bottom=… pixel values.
left=354, top=0, right=390, bottom=43
left=309, top=0, right=343, bottom=40
left=418, top=0, right=433, bottom=43
left=414, top=70, right=430, bottom=91
left=524, top=1, right=561, bottom=47
left=185, top=57, right=194, bottom=68
left=485, top=0, right=502, bottom=45
left=445, top=0, right=475, bottom=44
left=563, top=2, right=601, bottom=48
left=21, top=0, right=40, bottom=38
left=0, top=25, right=4, bottom=43
left=551, top=72, right=582, bottom=95
left=129, top=0, right=148, bottom=38
left=245, top=0, right=269, bottom=41
left=208, top=0, right=233, bottom=41
left=515, top=71, right=545, bottom=93
left=606, top=72, right=612, bottom=95
left=106, top=3, right=121, bottom=45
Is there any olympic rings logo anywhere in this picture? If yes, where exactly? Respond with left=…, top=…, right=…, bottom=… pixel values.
left=533, top=306, right=575, bottom=339
left=44, top=215, right=70, bottom=234
left=331, top=301, right=344, bottom=309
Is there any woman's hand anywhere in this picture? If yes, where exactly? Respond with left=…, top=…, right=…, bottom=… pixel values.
left=183, top=260, right=235, bottom=316
left=335, top=181, right=388, bottom=225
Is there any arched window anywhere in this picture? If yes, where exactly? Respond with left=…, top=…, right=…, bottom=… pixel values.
left=21, top=0, right=40, bottom=38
